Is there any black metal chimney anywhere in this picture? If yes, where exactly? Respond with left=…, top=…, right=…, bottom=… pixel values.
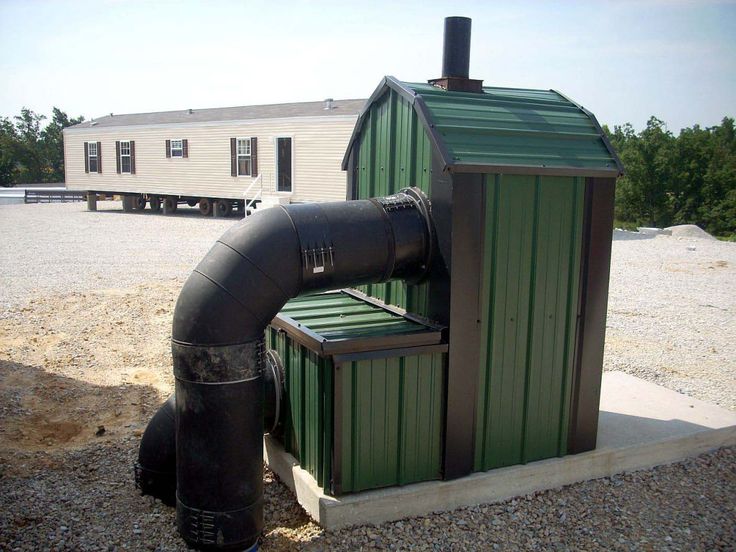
left=429, top=16, right=483, bottom=93
left=442, top=16, right=471, bottom=78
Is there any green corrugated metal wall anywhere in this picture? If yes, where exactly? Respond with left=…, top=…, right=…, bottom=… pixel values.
left=352, top=88, right=433, bottom=315
left=268, top=328, right=333, bottom=492
left=474, top=174, right=584, bottom=471
left=339, top=352, right=445, bottom=493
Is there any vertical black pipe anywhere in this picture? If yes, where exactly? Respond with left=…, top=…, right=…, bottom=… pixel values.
left=442, top=17, right=472, bottom=79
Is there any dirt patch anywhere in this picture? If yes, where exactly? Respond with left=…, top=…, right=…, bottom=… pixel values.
left=0, top=282, right=180, bottom=456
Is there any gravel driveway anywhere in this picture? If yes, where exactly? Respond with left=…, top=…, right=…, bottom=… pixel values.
left=0, top=202, right=734, bottom=551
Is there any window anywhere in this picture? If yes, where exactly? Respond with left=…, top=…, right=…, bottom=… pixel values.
left=171, top=139, right=183, bottom=157
left=166, top=138, right=187, bottom=158
left=237, top=138, right=252, bottom=176
left=87, top=142, right=98, bottom=173
left=120, top=141, right=131, bottom=173
left=115, top=140, right=136, bottom=174
left=230, top=137, right=257, bottom=177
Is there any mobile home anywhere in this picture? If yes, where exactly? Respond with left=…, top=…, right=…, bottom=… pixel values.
left=63, top=99, right=364, bottom=216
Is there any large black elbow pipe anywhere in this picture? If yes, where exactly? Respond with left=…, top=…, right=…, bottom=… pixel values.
left=171, top=188, right=432, bottom=550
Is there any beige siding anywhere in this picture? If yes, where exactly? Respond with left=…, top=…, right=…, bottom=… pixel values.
left=64, top=116, right=357, bottom=203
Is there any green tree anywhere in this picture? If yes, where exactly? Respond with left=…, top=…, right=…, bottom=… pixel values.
left=699, top=117, right=736, bottom=236
left=0, top=117, right=19, bottom=186
left=12, top=108, right=47, bottom=183
left=0, top=107, right=83, bottom=186
left=606, top=116, right=736, bottom=236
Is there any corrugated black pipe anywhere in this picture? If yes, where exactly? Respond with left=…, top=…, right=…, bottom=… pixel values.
left=169, top=188, right=432, bottom=551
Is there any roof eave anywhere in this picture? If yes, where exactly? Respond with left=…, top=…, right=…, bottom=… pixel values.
left=448, top=162, right=620, bottom=178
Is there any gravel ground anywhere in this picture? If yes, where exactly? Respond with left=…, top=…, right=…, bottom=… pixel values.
left=1, top=201, right=735, bottom=551
left=605, top=231, right=736, bottom=410
left=0, top=202, right=234, bottom=311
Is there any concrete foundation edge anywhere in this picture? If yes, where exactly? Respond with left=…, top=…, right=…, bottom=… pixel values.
left=264, top=425, right=736, bottom=530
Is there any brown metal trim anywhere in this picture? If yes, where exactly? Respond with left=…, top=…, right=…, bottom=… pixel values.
left=322, top=331, right=442, bottom=356
left=331, top=360, right=343, bottom=496
left=567, top=177, right=616, bottom=453
left=411, top=94, right=454, bottom=173
left=425, top=151, right=454, bottom=330
left=341, top=288, right=446, bottom=332
left=449, top=163, right=619, bottom=178
left=384, top=75, right=421, bottom=104
left=271, top=313, right=327, bottom=351
left=550, top=89, right=625, bottom=176
left=443, top=173, right=485, bottom=480
left=346, top=147, right=357, bottom=201
left=332, top=343, right=448, bottom=364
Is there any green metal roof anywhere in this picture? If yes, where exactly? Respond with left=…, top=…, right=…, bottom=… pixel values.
left=272, top=290, right=443, bottom=354
left=342, top=76, right=623, bottom=177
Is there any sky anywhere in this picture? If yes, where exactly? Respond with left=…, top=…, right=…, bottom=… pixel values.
left=1, top=0, right=734, bottom=134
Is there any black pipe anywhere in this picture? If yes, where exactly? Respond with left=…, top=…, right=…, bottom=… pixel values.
left=135, top=395, right=176, bottom=506
left=441, top=16, right=472, bottom=79
left=137, top=350, right=284, bottom=508
left=168, top=188, right=431, bottom=550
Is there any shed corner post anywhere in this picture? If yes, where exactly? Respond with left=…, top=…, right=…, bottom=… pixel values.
left=443, top=172, right=484, bottom=479
left=567, top=176, right=616, bottom=454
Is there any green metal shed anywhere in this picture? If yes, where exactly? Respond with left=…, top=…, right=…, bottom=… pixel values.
left=269, top=18, right=622, bottom=492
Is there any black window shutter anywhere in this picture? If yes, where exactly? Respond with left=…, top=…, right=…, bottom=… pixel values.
left=130, top=141, right=136, bottom=174
left=182, top=139, right=188, bottom=158
left=116, top=141, right=121, bottom=174
left=84, top=142, right=89, bottom=173
left=230, top=138, right=237, bottom=176
left=166, top=140, right=171, bottom=158
left=96, top=142, right=102, bottom=173
left=251, top=137, right=258, bottom=176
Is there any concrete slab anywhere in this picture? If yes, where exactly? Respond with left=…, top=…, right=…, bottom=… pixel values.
left=264, top=371, right=736, bottom=530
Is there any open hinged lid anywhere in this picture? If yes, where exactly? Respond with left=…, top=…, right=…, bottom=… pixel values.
left=270, top=289, right=445, bottom=355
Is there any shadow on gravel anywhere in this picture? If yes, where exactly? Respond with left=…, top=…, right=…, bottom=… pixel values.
left=0, top=360, right=162, bottom=456
left=598, top=410, right=716, bottom=449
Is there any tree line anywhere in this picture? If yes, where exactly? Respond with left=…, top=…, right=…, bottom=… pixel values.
left=0, top=107, right=84, bottom=186
left=1, top=106, right=734, bottom=236
left=605, top=116, right=736, bottom=238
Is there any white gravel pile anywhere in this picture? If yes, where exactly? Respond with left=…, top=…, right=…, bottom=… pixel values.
left=0, top=202, right=734, bottom=550
left=664, top=224, right=718, bottom=240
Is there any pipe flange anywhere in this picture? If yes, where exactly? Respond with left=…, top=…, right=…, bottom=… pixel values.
left=400, top=187, right=434, bottom=284
left=264, top=350, right=284, bottom=435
